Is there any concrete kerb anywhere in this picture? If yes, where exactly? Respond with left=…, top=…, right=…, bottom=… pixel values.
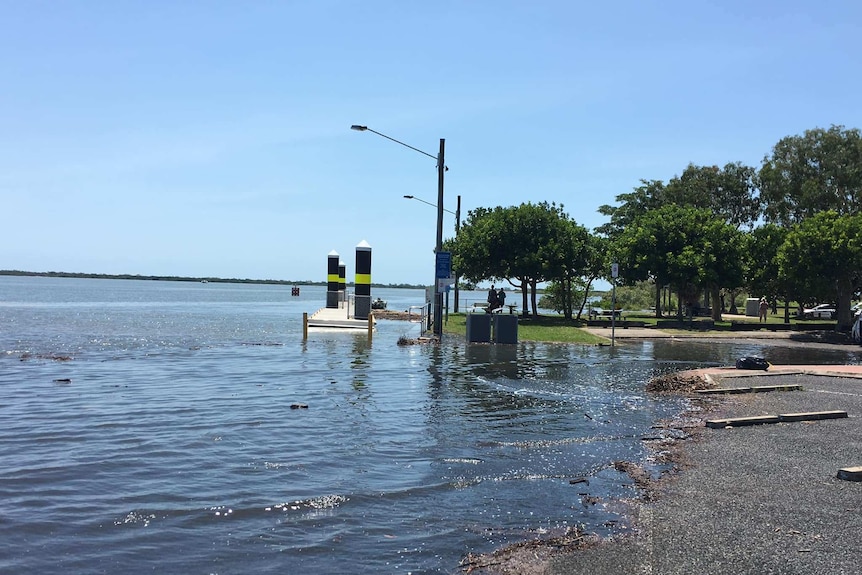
left=581, top=326, right=808, bottom=340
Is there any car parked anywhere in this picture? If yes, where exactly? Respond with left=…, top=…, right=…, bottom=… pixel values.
left=800, top=303, right=836, bottom=319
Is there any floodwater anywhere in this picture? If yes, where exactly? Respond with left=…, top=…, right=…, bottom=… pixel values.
left=1, top=276, right=858, bottom=574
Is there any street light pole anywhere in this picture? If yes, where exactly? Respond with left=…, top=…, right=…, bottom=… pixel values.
left=454, top=194, right=460, bottom=313
left=351, top=125, right=447, bottom=338
left=434, top=139, right=445, bottom=337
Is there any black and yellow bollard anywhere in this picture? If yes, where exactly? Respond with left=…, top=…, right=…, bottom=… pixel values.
left=354, top=240, right=372, bottom=319
left=326, top=250, right=340, bottom=309
left=338, top=261, right=346, bottom=306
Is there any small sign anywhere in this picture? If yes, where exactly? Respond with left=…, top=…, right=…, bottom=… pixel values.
left=611, top=263, right=619, bottom=278
left=437, top=277, right=455, bottom=289
left=436, top=252, right=452, bottom=279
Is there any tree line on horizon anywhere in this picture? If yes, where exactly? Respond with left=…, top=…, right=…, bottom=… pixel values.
left=0, top=270, right=426, bottom=290
left=448, top=124, right=862, bottom=330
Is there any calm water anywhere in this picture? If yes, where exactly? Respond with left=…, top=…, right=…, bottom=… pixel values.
left=2, top=277, right=860, bottom=574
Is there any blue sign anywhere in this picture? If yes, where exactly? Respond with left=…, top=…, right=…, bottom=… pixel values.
left=435, top=251, right=451, bottom=279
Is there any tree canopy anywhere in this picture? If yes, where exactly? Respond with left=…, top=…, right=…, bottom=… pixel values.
left=453, top=202, right=592, bottom=317
left=777, top=211, right=862, bottom=329
left=614, top=205, right=745, bottom=320
left=451, top=124, right=862, bottom=331
left=760, top=125, right=862, bottom=225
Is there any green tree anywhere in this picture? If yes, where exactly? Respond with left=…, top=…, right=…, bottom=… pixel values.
left=615, top=205, right=745, bottom=320
left=777, top=211, right=862, bottom=330
left=759, top=125, right=862, bottom=225
left=665, top=162, right=761, bottom=229
left=542, top=218, right=593, bottom=319
left=746, top=224, right=790, bottom=319
left=453, top=202, right=583, bottom=317
left=596, top=179, right=665, bottom=239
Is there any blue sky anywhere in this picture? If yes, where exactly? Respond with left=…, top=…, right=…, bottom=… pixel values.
left=2, top=0, right=860, bottom=285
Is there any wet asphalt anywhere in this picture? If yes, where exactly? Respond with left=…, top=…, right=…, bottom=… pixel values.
left=547, top=373, right=862, bottom=575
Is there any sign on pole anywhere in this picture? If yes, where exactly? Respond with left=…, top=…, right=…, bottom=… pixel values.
left=436, top=252, right=451, bottom=279
left=437, top=277, right=455, bottom=290
left=611, top=263, right=619, bottom=278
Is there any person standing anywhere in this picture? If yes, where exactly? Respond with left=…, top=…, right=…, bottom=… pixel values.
left=497, top=287, right=506, bottom=312
left=487, top=284, right=498, bottom=312
left=759, top=296, right=769, bottom=322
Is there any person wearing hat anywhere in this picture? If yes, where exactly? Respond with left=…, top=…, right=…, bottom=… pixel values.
left=759, top=296, right=769, bottom=322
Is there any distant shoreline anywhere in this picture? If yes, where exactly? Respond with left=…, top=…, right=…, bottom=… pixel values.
left=0, top=270, right=426, bottom=290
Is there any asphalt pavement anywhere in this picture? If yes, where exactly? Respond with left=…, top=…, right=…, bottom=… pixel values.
left=545, top=371, right=862, bottom=575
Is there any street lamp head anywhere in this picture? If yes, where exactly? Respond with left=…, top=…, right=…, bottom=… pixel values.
left=403, top=195, right=414, bottom=199
left=350, top=125, right=368, bottom=131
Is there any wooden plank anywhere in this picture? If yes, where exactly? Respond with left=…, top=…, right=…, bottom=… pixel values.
left=778, top=410, right=848, bottom=422
left=837, top=466, right=862, bottom=481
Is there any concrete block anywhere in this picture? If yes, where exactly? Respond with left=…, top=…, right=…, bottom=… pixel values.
left=696, top=384, right=803, bottom=395
left=778, top=410, right=848, bottom=422
left=706, top=415, right=781, bottom=428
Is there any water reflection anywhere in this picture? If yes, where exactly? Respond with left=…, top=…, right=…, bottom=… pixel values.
left=350, top=333, right=371, bottom=389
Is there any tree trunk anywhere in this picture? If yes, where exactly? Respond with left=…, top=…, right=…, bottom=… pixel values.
left=654, top=282, right=662, bottom=319
left=577, top=276, right=596, bottom=320
left=710, top=285, right=722, bottom=321
left=836, top=276, right=854, bottom=331
left=512, top=277, right=528, bottom=316
left=563, top=275, right=573, bottom=320
left=728, top=289, right=739, bottom=314
left=530, top=279, right=539, bottom=318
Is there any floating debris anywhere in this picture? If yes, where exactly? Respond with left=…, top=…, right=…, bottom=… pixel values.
left=459, top=527, right=594, bottom=574
left=646, top=372, right=715, bottom=393
left=20, top=353, right=72, bottom=362
left=397, top=336, right=435, bottom=346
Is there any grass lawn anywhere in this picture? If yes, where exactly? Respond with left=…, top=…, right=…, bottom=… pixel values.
left=440, top=310, right=842, bottom=345
left=443, top=313, right=607, bottom=345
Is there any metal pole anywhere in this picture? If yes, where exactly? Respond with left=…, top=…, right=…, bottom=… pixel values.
left=454, top=194, right=461, bottom=313
left=433, top=138, right=445, bottom=337
left=611, top=281, right=616, bottom=346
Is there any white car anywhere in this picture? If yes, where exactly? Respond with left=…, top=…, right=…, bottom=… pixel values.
left=801, top=304, right=836, bottom=319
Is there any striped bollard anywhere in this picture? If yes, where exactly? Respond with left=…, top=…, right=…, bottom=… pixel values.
left=338, top=261, right=346, bottom=305
left=326, top=250, right=340, bottom=309
left=354, top=240, right=372, bottom=319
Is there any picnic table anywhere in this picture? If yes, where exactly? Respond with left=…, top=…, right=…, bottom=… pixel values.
left=588, top=308, right=622, bottom=320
